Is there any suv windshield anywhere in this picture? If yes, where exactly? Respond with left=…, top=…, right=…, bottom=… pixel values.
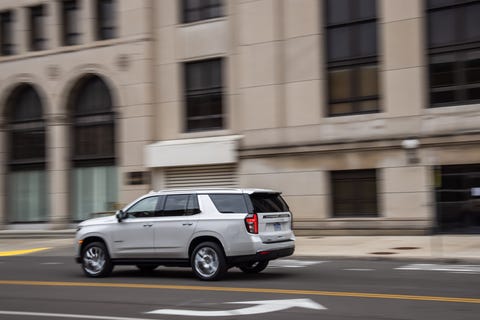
left=249, top=193, right=289, bottom=212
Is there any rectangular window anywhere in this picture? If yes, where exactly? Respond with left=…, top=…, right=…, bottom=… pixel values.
left=249, top=193, right=289, bottom=213
left=209, top=194, right=248, bottom=213
left=162, top=194, right=198, bottom=216
left=62, top=0, right=81, bottom=46
left=0, top=10, right=15, bottom=56
left=325, top=0, right=379, bottom=116
left=184, top=58, right=223, bottom=132
left=427, top=1, right=480, bottom=107
left=29, top=5, right=47, bottom=51
left=331, top=169, right=378, bottom=217
left=183, top=0, right=223, bottom=23
left=96, top=0, right=115, bottom=40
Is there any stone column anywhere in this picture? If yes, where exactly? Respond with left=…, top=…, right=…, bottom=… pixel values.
left=0, top=124, right=6, bottom=229
left=47, top=114, right=70, bottom=229
left=83, top=0, right=95, bottom=43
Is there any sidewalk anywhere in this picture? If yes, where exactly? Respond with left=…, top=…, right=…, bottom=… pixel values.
left=1, top=229, right=479, bottom=263
left=294, top=235, right=480, bottom=263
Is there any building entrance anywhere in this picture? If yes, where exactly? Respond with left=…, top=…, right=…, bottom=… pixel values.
left=436, top=164, right=480, bottom=233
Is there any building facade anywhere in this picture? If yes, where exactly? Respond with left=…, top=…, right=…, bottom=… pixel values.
left=0, top=0, right=479, bottom=234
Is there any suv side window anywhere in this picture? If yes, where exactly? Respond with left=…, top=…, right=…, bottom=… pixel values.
left=126, top=196, right=159, bottom=218
left=161, top=194, right=199, bottom=216
left=209, top=194, right=249, bottom=213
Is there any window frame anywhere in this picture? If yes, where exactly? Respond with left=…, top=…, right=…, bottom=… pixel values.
left=71, top=75, right=116, bottom=167
left=184, top=58, right=224, bottom=132
left=330, top=169, right=379, bottom=218
left=324, top=0, right=380, bottom=116
left=0, top=10, right=15, bottom=56
left=426, top=0, right=480, bottom=107
left=182, top=0, right=223, bottom=24
left=29, top=4, right=47, bottom=51
left=7, top=85, right=46, bottom=170
left=61, top=0, right=81, bottom=46
left=95, top=0, right=116, bottom=41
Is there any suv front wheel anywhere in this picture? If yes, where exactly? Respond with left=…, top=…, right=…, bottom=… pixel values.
left=81, top=242, right=113, bottom=278
left=191, top=242, right=227, bottom=281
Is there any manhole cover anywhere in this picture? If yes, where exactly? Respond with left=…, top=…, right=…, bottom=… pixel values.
left=391, top=247, right=420, bottom=250
left=369, top=252, right=397, bottom=255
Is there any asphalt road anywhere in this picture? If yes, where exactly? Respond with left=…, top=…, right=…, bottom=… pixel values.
left=0, top=242, right=479, bottom=320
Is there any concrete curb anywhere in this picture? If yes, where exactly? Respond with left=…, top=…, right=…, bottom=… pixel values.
left=293, top=254, right=480, bottom=264
left=0, top=230, right=75, bottom=239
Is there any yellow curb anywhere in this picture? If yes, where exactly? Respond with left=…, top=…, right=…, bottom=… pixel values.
left=0, top=247, right=51, bottom=257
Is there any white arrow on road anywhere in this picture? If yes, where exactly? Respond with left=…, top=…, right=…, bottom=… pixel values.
left=146, top=298, right=326, bottom=317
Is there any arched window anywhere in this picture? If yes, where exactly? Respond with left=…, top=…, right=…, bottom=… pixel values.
left=6, top=84, right=47, bottom=222
left=70, top=75, right=117, bottom=221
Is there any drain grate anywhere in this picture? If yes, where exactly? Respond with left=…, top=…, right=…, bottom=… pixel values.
left=391, top=247, right=420, bottom=250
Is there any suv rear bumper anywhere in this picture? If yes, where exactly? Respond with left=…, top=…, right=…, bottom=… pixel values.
left=227, top=246, right=294, bottom=265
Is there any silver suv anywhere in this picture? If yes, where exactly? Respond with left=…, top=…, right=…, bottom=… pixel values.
left=75, top=188, right=295, bottom=280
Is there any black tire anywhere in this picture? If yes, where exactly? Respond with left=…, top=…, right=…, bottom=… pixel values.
left=81, top=242, right=113, bottom=278
left=191, top=242, right=227, bottom=281
left=136, top=264, right=158, bottom=272
left=238, top=260, right=269, bottom=274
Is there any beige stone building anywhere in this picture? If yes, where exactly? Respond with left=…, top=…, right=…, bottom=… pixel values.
left=0, top=0, right=479, bottom=234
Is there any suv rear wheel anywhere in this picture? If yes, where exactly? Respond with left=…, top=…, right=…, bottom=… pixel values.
left=238, top=260, right=269, bottom=274
left=81, top=242, right=113, bottom=277
left=191, top=242, right=227, bottom=281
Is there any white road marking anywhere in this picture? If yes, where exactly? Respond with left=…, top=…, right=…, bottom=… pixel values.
left=344, top=268, right=375, bottom=272
left=0, top=310, right=164, bottom=320
left=396, top=264, right=480, bottom=273
left=268, top=259, right=325, bottom=268
left=147, top=298, right=326, bottom=317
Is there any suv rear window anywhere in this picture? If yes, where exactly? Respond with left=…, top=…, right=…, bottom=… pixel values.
left=249, top=193, right=289, bottom=212
left=209, top=194, right=249, bottom=213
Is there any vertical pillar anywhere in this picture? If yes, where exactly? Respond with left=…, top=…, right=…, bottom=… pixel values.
left=15, top=7, right=27, bottom=54
left=0, top=126, right=6, bottom=229
left=84, top=0, right=95, bottom=43
left=47, top=115, right=70, bottom=229
left=47, top=0, right=61, bottom=49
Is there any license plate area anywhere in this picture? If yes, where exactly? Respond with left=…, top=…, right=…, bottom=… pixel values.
left=273, top=222, right=281, bottom=231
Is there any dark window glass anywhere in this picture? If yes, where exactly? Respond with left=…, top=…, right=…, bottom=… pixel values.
left=29, top=5, right=47, bottom=51
left=209, top=194, right=248, bottom=213
left=185, top=58, right=223, bottom=131
left=7, top=85, right=45, bottom=167
left=331, top=170, right=378, bottom=217
left=183, top=0, right=223, bottom=23
left=162, top=194, right=194, bottom=216
left=71, top=75, right=115, bottom=165
left=325, top=0, right=379, bottom=116
left=96, top=0, right=115, bottom=40
left=249, top=193, right=289, bottom=213
left=427, top=1, right=480, bottom=107
left=0, top=10, right=15, bottom=55
left=127, top=196, right=160, bottom=218
left=62, top=0, right=81, bottom=46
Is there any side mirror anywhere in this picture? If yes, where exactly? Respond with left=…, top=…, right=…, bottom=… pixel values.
left=116, top=210, right=127, bottom=222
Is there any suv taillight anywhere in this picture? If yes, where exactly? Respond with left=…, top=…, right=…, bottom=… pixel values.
left=245, top=213, right=258, bottom=234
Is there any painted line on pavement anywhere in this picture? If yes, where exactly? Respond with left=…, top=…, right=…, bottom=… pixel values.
left=0, top=310, right=164, bottom=320
left=0, top=280, right=479, bottom=304
left=0, top=248, right=51, bottom=257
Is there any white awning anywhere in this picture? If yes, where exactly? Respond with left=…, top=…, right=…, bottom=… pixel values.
left=145, top=135, right=243, bottom=168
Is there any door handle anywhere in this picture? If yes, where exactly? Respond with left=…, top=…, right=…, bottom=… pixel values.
left=143, top=224, right=153, bottom=227
left=182, top=223, right=193, bottom=226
